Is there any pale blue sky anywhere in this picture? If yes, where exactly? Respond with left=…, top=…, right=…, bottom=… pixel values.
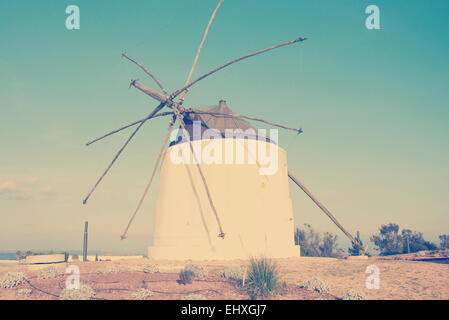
left=0, top=0, right=448, bottom=253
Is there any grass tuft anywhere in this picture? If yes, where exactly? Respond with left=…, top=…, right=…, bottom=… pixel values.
left=246, top=257, right=279, bottom=299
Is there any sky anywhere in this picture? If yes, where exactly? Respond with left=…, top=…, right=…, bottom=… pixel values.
left=0, top=0, right=448, bottom=254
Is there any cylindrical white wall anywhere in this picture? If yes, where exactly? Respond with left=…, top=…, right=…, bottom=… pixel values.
left=148, top=138, right=299, bottom=260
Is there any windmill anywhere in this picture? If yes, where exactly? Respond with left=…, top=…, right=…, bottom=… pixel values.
left=83, top=1, right=366, bottom=259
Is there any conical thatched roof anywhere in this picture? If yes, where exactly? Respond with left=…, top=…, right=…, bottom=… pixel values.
left=172, top=100, right=257, bottom=145
left=191, top=100, right=256, bottom=134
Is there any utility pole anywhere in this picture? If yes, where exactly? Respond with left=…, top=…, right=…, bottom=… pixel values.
left=83, top=221, right=88, bottom=262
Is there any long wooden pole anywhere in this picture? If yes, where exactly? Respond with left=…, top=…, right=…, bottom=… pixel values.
left=173, top=106, right=225, bottom=238
left=288, top=171, right=366, bottom=252
left=172, top=37, right=307, bottom=97
left=191, top=110, right=302, bottom=133
left=83, top=102, right=166, bottom=204
left=120, top=116, right=176, bottom=240
left=178, top=0, right=224, bottom=103
left=86, top=111, right=174, bottom=146
left=83, top=221, right=88, bottom=262
left=122, top=53, right=168, bottom=96
left=85, top=107, right=300, bottom=147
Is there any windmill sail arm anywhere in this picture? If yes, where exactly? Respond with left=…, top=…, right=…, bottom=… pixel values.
left=179, top=0, right=224, bottom=103
left=172, top=36, right=307, bottom=97
left=173, top=106, right=226, bottom=238
left=191, top=110, right=302, bottom=134
left=85, top=111, right=174, bottom=146
left=120, top=116, right=176, bottom=240
left=288, top=170, right=367, bottom=253
left=122, top=53, right=168, bottom=96
left=132, top=80, right=169, bottom=104
left=82, top=102, right=167, bottom=204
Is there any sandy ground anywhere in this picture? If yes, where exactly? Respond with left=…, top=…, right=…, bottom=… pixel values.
left=0, top=257, right=448, bottom=300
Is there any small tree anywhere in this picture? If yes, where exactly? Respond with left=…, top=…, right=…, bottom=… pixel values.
left=401, top=229, right=437, bottom=253
left=348, top=231, right=364, bottom=256
left=15, top=251, right=22, bottom=261
left=294, top=224, right=320, bottom=257
left=294, top=224, right=342, bottom=257
left=320, top=232, right=343, bottom=258
left=370, top=223, right=403, bottom=255
left=439, top=235, right=449, bottom=250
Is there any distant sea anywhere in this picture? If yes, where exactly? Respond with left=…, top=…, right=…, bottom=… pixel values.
left=0, top=252, right=16, bottom=260
left=0, top=251, right=146, bottom=260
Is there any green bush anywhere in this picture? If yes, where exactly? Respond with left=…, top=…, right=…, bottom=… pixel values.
left=143, top=264, right=160, bottom=274
left=179, top=270, right=195, bottom=285
left=222, top=266, right=246, bottom=283
left=342, top=289, right=366, bottom=300
left=132, top=288, right=153, bottom=300
left=184, top=264, right=207, bottom=278
left=60, top=283, right=95, bottom=300
left=246, top=258, right=279, bottom=299
left=37, top=266, right=64, bottom=280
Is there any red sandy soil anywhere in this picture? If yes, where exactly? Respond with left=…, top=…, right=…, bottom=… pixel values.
left=1, top=257, right=448, bottom=300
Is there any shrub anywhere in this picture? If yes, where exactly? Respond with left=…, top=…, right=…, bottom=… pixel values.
left=222, top=266, right=246, bottom=283
left=17, top=288, right=32, bottom=295
left=60, top=283, right=95, bottom=300
left=0, top=272, right=27, bottom=288
left=182, top=294, right=206, bottom=300
left=246, top=258, right=279, bottom=299
left=97, top=265, right=119, bottom=274
left=15, top=251, right=23, bottom=261
left=342, top=289, right=366, bottom=300
left=184, top=264, right=207, bottom=278
left=275, top=281, right=288, bottom=296
left=72, top=254, right=79, bottom=261
left=143, top=264, right=160, bottom=274
left=179, top=270, right=195, bottom=285
left=37, top=266, right=64, bottom=279
left=303, top=278, right=331, bottom=294
left=132, top=288, right=153, bottom=300
left=295, top=224, right=344, bottom=257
